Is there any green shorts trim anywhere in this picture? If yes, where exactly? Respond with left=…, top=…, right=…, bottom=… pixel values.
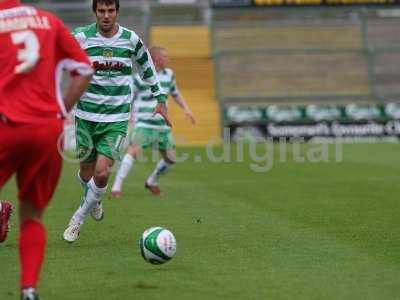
left=129, top=127, right=175, bottom=152
left=75, top=117, right=128, bottom=163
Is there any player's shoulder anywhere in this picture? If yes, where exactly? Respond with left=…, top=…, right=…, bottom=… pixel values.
left=72, top=23, right=97, bottom=38
left=118, top=25, right=137, bottom=39
left=118, top=25, right=142, bottom=46
left=161, top=68, right=175, bottom=78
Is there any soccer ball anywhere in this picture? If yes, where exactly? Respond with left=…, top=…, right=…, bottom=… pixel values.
left=139, top=227, right=177, bottom=264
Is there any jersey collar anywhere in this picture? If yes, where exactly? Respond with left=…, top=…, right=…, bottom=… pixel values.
left=97, top=24, right=123, bottom=45
left=0, top=0, right=21, bottom=9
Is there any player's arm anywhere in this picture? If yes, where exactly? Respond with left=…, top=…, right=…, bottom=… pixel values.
left=172, top=93, right=196, bottom=125
left=169, top=73, right=195, bottom=125
left=56, top=18, right=93, bottom=113
left=131, top=36, right=171, bottom=126
left=64, top=75, right=92, bottom=112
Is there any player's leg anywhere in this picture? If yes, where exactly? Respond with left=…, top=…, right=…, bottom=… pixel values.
left=76, top=118, right=96, bottom=182
left=79, top=161, right=95, bottom=185
left=64, top=121, right=127, bottom=242
left=16, top=120, right=63, bottom=299
left=145, top=131, right=176, bottom=196
left=63, top=118, right=97, bottom=242
left=84, top=154, right=114, bottom=221
left=0, top=120, right=19, bottom=243
left=65, top=161, right=96, bottom=224
left=111, top=144, right=141, bottom=198
left=19, top=201, right=45, bottom=300
left=68, top=162, right=95, bottom=227
left=90, top=122, right=127, bottom=213
left=74, top=118, right=96, bottom=190
left=64, top=156, right=111, bottom=242
left=111, top=127, right=150, bottom=198
left=0, top=200, right=13, bottom=243
left=74, top=161, right=96, bottom=210
left=86, top=121, right=130, bottom=213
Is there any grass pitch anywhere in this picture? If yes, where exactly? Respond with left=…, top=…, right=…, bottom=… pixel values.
left=1, top=143, right=399, bottom=300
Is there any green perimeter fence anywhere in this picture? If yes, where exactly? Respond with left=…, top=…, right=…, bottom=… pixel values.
left=211, top=7, right=400, bottom=106
left=211, top=6, right=400, bottom=139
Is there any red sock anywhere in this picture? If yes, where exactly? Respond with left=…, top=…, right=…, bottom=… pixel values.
left=19, top=220, right=47, bottom=289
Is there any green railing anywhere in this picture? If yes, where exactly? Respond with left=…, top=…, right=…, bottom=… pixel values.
left=211, top=6, right=400, bottom=109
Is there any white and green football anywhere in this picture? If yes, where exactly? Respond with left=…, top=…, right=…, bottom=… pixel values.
left=139, top=227, right=177, bottom=264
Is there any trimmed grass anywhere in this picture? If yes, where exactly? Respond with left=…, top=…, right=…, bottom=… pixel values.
left=1, top=143, right=399, bottom=299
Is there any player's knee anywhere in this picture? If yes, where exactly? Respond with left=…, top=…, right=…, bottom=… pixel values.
left=127, top=145, right=140, bottom=158
left=19, top=201, right=44, bottom=223
left=93, top=169, right=109, bottom=187
left=164, top=155, right=176, bottom=165
left=80, top=171, right=92, bottom=182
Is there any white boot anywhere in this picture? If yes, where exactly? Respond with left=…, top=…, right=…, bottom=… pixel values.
left=90, top=201, right=104, bottom=221
left=63, top=218, right=81, bottom=243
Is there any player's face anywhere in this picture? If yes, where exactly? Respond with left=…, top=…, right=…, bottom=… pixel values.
left=95, top=3, right=118, bottom=34
left=154, top=50, right=169, bottom=71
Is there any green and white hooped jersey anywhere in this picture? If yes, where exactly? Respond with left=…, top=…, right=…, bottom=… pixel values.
left=133, top=68, right=179, bottom=131
left=73, top=23, right=165, bottom=123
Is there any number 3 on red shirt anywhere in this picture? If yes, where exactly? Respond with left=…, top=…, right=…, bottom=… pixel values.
left=11, top=30, right=40, bottom=74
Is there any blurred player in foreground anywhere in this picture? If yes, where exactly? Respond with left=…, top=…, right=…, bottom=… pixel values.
left=0, top=0, right=93, bottom=299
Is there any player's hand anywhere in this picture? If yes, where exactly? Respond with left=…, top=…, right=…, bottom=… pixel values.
left=185, top=109, right=196, bottom=125
left=153, top=102, right=172, bottom=127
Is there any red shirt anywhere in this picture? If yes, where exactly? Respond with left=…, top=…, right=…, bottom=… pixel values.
left=0, top=0, right=92, bottom=123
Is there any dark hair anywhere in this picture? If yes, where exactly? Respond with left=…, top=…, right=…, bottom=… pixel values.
left=92, top=0, right=120, bottom=12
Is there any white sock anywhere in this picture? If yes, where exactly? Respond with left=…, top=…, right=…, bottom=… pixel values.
left=77, top=171, right=88, bottom=188
left=72, top=177, right=107, bottom=224
left=0, top=202, right=2, bottom=212
left=147, top=159, right=172, bottom=186
left=112, top=154, right=134, bottom=192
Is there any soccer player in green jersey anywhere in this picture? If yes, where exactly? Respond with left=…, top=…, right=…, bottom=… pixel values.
left=63, top=0, right=170, bottom=242
left=110, top=46, right=195, bottom=198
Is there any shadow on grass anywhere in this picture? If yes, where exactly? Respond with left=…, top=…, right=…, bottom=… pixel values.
left=134, top=281, right=159, bottom=289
